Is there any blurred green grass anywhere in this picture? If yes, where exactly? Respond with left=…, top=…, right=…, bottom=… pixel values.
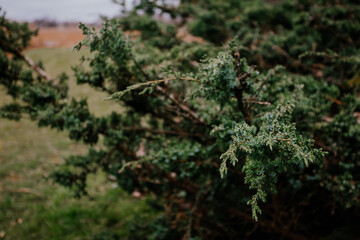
left=0, top=48, right=151, bottom=239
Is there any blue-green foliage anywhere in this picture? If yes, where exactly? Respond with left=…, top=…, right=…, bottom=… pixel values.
left=1, top=1, right=360, bottom=239
left=219, top=104, right=325, bottom=220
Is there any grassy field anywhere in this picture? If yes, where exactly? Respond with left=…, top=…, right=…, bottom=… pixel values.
left=0, top=48, right=152, bottom=239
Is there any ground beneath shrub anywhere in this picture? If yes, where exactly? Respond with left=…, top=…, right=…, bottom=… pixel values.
left=29, top=26, right=84, bottom=49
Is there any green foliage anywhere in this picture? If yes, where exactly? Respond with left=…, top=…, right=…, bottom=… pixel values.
left=219, top=103, right=325, bottom=220
left=189, top=11, right=228, bottom=45
left=0, top=11, right=37, bottom=53
left=1, top=1, right=360, bottom=239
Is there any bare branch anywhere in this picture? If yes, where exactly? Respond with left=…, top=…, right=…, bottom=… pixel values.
left=22, top=54, right=52, bottom=81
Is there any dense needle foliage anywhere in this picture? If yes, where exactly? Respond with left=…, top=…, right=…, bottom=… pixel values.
left=1, top=0, right=360, bottom=239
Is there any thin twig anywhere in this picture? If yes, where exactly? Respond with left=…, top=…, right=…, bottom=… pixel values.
left=131, top=55, right=206, bottom=125
left=182, top=193, right=201, bottom=240
left=5, top=45, right=52, bottom=82
left=122, top=126, right=205, bottom=138
left=245, top=99, right=271, bottom=105
left=118, top=157, right=152, bottom=174
left=156, top=86, right=207, bottom=125
left=22, top=54, right=52, bottom=81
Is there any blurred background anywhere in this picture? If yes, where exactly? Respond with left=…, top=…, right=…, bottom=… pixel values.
left=1, top=0, right=360, bottom=239
left=0, top=0, right=126, bottom=48
left=0, top=1, right=155, bottom=239
left=0, top=0, right=121, bottom=23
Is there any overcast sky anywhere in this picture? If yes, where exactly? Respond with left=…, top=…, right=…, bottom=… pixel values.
left=0, top=0, right=124, bottom=23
